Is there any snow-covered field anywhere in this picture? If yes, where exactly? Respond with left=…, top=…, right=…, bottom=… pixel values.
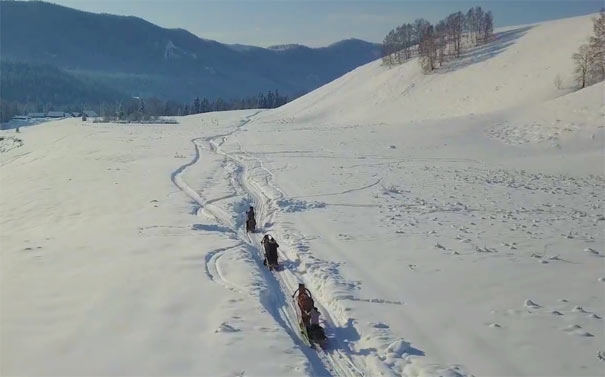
left=1, top=14, right=604, bottom=377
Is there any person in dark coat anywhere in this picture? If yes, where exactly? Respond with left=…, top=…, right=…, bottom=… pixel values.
left=246, top=206, right=256, bottom=232
left=261, top=234, right=279, bottom=266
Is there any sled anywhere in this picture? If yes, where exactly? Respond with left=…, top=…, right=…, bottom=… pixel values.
left=292, top=289, right=327, bottom=348
left=263, top=257, right=280, bottom=271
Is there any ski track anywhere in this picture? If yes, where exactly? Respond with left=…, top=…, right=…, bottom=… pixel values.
left=290, top=178, right=383, bottom=199
left=171, top=113, right=364, bottom=377
left=204, top=244, right=248, bottom=294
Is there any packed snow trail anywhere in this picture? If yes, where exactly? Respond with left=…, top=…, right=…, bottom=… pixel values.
left=171, top=113, right=363, bottom=377
left=172, top=113, right=474, bottom=377
left=208, top=125, right=366, bottom=377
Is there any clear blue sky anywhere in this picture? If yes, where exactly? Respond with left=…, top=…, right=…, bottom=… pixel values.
left=47, top=0, right=602, bottom=47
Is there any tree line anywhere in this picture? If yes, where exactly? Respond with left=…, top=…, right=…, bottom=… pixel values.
left=187, top=89, right=289, bottom=115
left=96, top=90, right=291, bottom=122
left=1, top=89, right=292, bottom=123
left=572, top=11, right=605, bottom=88
left=107, top=90, right=290, bottom=121
left=382, top=6, right=494, bottom=72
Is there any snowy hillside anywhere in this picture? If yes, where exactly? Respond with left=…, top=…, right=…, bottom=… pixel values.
left=1, top=14, right=603, bottom=377
left=263, top=14, right=596, bottom=125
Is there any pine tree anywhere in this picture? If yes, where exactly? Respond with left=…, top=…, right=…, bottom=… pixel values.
left=201, top=98, right=210, bottom=113
left=193, top=97, right=201, bottom=114
left=267, top=90, right=275, bottom=108
left=257, top=93, right=266, bottom=108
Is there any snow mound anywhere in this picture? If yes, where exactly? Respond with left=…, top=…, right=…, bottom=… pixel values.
left=524, top=299, right=541, bottom=308
left=215, top=322, right=240, bottom=333
left=387, top=339, right=421, bottom=357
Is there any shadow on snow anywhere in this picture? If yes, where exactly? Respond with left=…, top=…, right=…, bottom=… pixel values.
left=439, top=26, right=534, bottom=73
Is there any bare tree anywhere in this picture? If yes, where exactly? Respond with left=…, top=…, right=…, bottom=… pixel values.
left=380, top=7, right=495, bottom=73
left=382, top=30, right=397, bottom=65
left=419, top=24, right=438, bottom=72
left=465, top=8, right=476, bottom=44
left=474, top=6, right=485, bottom=43
left=414, top=18, right=431, bottom=45
left=435, top=20, right=448, bottom=66
left=446, top=12, right=464, bottom=57
left=403, top=23, right=414, bottom=59
left=394, top=25, right=405, bottom=63
left=483, top=11, right=494, bottom=42
left=589, top=11, right=605, bottom=81
left=573, top=44, right=592, bottom=88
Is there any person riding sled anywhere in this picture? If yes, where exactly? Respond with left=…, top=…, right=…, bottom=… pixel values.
left=261, top=234, right=279, bottom=268
left=308, top=307, right=326, bottom=341
left=292, top=283, right=314, bottom=327
left=292, top=284, right=326, bottom=345
left=245, top=206, right=256, bottom=232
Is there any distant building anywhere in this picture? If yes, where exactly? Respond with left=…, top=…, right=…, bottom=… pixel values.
left=47, top=111, right=67, bottom=118
left=71, top=112, right=81, bottom=117
left=11, top=115, right=30, bottom=121
left=83, top=110, right=98, bottom=117
left=27, top=112, right=45, bottom=118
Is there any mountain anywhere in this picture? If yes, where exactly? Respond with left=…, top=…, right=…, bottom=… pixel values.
left=0, top=1, right=382, bottom=101
left=0, top=61, right=125, bottom=106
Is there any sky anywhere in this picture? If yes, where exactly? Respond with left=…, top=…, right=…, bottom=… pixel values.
left=43, top=1, right=603, bottom=47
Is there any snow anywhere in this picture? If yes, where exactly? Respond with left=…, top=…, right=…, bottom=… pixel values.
left=1, top=14, right=604, bottom=377
left=0, top=136, right=24, bottom=153
left=1, top=114, right=313, bottom=376
left=264, top=14, right=597, bottom=125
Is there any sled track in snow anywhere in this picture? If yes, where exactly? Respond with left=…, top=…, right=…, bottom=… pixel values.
left=171, top=113, right=365, bottom=377
left=209, top=117, right=365, bottom=377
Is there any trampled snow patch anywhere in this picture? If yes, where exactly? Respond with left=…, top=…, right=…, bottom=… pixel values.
left=276, top=198, right=327, bottom=212
left=0, top=136, right=23, bottom=153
